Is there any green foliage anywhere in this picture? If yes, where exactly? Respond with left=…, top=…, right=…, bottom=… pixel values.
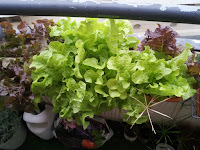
left=92, top=130, right=106, bottom=146
left=138, top=24, right=200, bottom=88
left=0, top=108, right=22, bottom=144
left=156, top=124, right=180, bottom=145
left=30, top=18, right=196, bottom=129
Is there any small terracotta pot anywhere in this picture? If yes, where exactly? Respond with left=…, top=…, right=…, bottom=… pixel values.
left=147, top=96, right=182, bottom=102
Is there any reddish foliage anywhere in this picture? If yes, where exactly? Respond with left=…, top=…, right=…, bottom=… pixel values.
left=0, top=19, right=55, bottom=112
left=137, top=24, right=181, bottom=57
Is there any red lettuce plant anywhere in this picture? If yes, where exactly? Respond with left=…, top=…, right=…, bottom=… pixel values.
left=137, top=24, right=181, bottom=57
left=0, top=19, right=55, bottom=112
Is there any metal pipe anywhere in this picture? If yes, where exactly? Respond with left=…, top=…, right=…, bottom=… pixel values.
left=0, top=0, right=200, bottom=24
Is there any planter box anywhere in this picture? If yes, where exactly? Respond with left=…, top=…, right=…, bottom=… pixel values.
left=100, top=107, right=124, bottom=121
left=147, top=96, right=182, bottom=102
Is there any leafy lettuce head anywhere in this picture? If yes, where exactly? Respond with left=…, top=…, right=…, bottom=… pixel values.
left=30, top=18, right=196, bottom=129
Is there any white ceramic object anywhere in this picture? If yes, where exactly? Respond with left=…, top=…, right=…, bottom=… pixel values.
left=0, top=125, right=27, bottom=150
left=23, top=104, right=57, bottom=140
left=124, top=132, right=137, bottom=142
left=156, top=143, right=175, bottom=150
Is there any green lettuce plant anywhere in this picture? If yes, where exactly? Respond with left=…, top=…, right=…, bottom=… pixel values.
left=30, top=18, right=197, bottom=129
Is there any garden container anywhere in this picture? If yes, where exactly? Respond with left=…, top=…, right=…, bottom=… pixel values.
left=53, top=116, right=113, bottom=149
left=100, top=107, right=124, bottom=121
left=156, top=143, right=175, bottom=150
left=0, top=125, right=27, bottom=150
left=23, top=104, right=57, bottom=140
left=147, top=96, right=182, bottom=102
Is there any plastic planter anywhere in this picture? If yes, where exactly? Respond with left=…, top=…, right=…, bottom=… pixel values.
left=147, top=96, right=182, bottom=102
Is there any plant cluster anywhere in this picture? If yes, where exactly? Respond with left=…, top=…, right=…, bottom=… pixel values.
left=138, top=24, right=200, bottom=87
left=0, top=18, right=199, bottom=149
left=30, top=18, right=198, bottom=129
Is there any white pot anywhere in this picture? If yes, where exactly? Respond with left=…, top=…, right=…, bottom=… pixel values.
left=124, top=131, right=137, bottom=142
left=156, top=143, right=175, bottom=150
left=0, top=125, right=27, bottom=150
left=23, top=104, right=57, bottom=140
